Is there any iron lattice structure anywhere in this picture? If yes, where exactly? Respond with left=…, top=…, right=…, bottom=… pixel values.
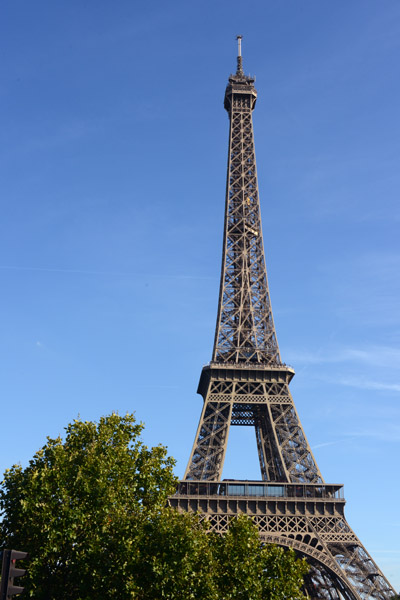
left=169, top=40, right=396, bottom=600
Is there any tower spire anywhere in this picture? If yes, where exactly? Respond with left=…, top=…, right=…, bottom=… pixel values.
left=236, top=34, right=244, bottom=76
left=216, top=38, right=277, bottom=365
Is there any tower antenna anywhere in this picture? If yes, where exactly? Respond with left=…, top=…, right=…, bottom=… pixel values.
left=236, top=34, right=242, bottom=56
left=236, top=34, right=244, bottom=75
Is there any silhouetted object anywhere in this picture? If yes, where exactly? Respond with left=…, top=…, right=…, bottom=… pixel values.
left=0, top=550, right=28, bottom=599
left=169, top=37, right=396, bottom=600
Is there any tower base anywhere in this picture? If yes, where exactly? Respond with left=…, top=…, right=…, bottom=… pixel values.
left=169, top=481, right=396, bottom=600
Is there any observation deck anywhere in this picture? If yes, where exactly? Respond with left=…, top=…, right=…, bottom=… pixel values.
left=171, top=480, right=346, bottom=520
left=174, top=480, right=344, bottom=501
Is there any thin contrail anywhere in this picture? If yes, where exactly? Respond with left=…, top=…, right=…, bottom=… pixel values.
left=0, top=265, right=216, bottom=280
left=0, top=265, right=118, bottom=276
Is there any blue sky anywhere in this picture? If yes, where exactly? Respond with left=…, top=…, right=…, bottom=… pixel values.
left=1, top=0, right=400, bottom=589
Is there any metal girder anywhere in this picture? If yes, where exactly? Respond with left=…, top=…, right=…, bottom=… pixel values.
left=184, top=367, right=323, bottom=483
left=212, top=68, right=280, bottom=365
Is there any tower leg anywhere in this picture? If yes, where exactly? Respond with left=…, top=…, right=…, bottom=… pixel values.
left=184, top=399, right=233, bottom=480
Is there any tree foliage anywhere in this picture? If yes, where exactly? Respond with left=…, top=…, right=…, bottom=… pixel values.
left=213, top=515, right=308, bottom=600
left=0, top=413, right=307, bottom=599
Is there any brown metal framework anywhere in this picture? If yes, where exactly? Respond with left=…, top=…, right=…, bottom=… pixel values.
left=170, top=39, right=396, bottom=600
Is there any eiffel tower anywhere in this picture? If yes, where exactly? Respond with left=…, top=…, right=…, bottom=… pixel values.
left=169, top=38, right=397, bottom=599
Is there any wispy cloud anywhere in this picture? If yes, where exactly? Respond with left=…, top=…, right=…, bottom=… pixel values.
left=371, top=547, right=400, bottom=553
left=343, top=425, right=400, bottom=443
left=311, top=427, right=400, bottom=448
left=335, top=377, right=400, bottom=394
left=287, top=344, right=400, bottom=370
left=312, top=439, right=348, bottom=450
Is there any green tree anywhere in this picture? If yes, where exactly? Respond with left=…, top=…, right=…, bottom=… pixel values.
left=0, top=414, right=178, bottom=599
left=130, top=508, right=217, bottom=600
left=1, top=413, right=307, bottom=599
left=212, top=515, right=308, bottom=600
